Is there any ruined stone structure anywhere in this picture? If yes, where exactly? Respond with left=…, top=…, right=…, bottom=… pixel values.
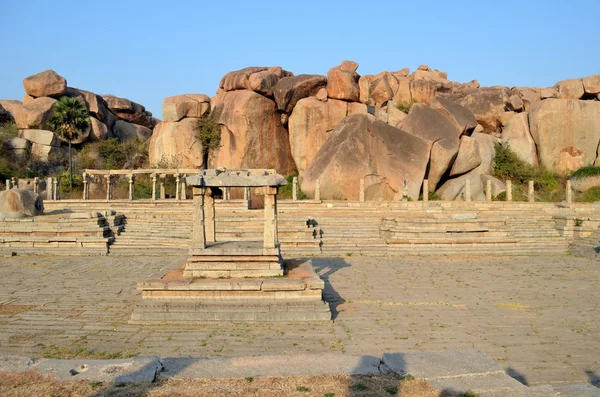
left=131, top=169, right=331, bottom=323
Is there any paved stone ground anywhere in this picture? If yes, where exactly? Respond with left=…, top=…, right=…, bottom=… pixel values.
left=0, top=255, right=598, bottom=387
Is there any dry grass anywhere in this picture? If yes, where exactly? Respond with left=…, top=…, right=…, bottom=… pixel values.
left=0, top=305, right=36, bottom=315
left=0, top=372, right=450, bottom=397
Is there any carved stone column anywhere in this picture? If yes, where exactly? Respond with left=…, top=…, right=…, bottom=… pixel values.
left=566, top=180, right=572, bottom=203
left=315, top=179, right=320, bottom=201
left=5, top=179, right=11, bottom=190
left=175, top=173, right=181, bottom=201
left=82, top=173, right=88, bottom=200
left=46, top=177, right=54, bottom=200
left=422, top=180, right=429, bottom=202
left=506, top=180, right=512, bottom=202
left=263, top=186, right=278, bottom=249
left=53, top=177, right=60, bottom=200
left=292, top=176, right=298, bottom=201
left=204, top=188, right=216, bottom=243
left=181, top=174, right=187, bottom=200
left=128, top=174, right=135, bottom=201
left=192, top=187, right=206, bottom=249
left=528, top=180, right=535, bottom=202
left=159, top=175, right=166, bottom=200
left=151, top=174, right=157, bottom=201
left=33, top=177, right=39, bottom=194
left=104, top=175, right=112, bottom=201
left=485, top=180, right=492, bottom=202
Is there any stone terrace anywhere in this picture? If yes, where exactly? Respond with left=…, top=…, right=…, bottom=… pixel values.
left=0, top=254, right=598, bottom=386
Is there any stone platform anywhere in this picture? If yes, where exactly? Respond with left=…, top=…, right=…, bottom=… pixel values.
left=131, top=258, right=331, bottom=323
left=184, top=241, right=283, bottom=278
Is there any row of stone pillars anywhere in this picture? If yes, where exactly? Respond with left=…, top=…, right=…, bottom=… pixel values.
left=289, top=177, right=576, bottom=203
left=5, top=177, right=60, bottom=200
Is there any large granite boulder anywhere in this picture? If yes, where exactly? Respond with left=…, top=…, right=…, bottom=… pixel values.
left=219, top=67, right=268, bottom=91
left=410, top=79, right=439, bottom=105
left=529, top=99, right=600, bottom=173
left=89, top=117, right=109, bottom=141
left=511, top=87, right=541, bottom=111
left=112, top=120, right=153, bottom=142
left=211, top=90, right=296, bottom=175
left=6, top=137, right=31, bottom=160
left=447, top=87, right=510, bottom=133
left=301, top=114, right=430, bottom=200
left=401, top=103, right=460, bottom=191
left=65, top=88, right=112, bottom=125
left=327, top=61, right=360, bottom=102
left=369, top=72, right=396, bottom=106
left=430, top=96, right=477, bottom=135
left=103, top=95, right=157, bottom=129
left=0, top=189, right=44, bottom=218
left=0, top=98, right=56, bottom=130
left=22, top=70, right=67, bottom=98
left=248, top=70, right=281, bottom=96
left=19, top=129, right=64, bottom=161
left=162, top=94, right=210, bottom=122
left=582, top=75, right=600, bottom=95
left=288, top=97, right=348, bottom=174
left=149, top=118, right=204, bottom=168
left=272, top=75, right=327, bottom=113
left=449, top=136, right=481, bottom=177
left=501, top=112, right=538, bottom=165
left=555, top=79, right=584, bottom=100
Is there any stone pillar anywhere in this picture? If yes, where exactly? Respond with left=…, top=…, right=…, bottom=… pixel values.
left=566, top=180, right=572, bottom=203
left=506, top=180, right=512, bottom=202
left=5, top=179, right=11, bottom=190
left=128, top=174, right=135, bottom=201
left=46, top=177, right=54, bottom=200
left=192, top=187, right=206, bottom=249
left=53, top=177, right=60, bottom=200
left=151, top=174, right=157, bottom=201
left=175, top=173, right=181, bottom=201
left=223, top=187, right=230, bottom=200
left=263, top=186, right=278, bottom=249
left=204, top=188, right=216, bottom=243
left=181, top=174, right=187, bottom=200
left=82, top=173, right=88, bottom=200
left=359, top=178, right=365, bottom=202
left=105, top=175, right=112, bottom=201
left=292, top=177, right=298, bottom=201
left=464, top=178, right=471, bottom=202
left=423, top=180, right=429, bottom=202
left=485, top=180, right=492, bottom=202
left=33, top=177, right=39, bottom=194
left=528, top=180, right=535, bottom=202
left=159, top=175, right=166, bottom=200
left=315, top=179, right=321, bottom=201
left=244, top=187, right=252, bottom=209
left=11, top=177, right=17, bottom=189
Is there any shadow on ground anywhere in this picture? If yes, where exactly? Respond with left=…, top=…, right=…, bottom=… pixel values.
left=311, top=257, right=351, bottom=321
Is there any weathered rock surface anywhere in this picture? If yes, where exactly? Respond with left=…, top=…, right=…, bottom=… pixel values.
left=103, top=95, right=157, bottom=129
left=162, top=94, right=210, bottom=122
left=327, top=61, right=360, bottom=102
left=112, top=120, right=153, bottom=142
left=450, top=136, right=481, bottom=177
left=248, top=71, right=280, bottom=96
left=212, top=90, right=295, bottom=175
left=149, top=118, right=204, bottom=168
left=501, top=112, right=538, bottom=165
left=65, top=88, right=112, bottom=125
left=288, top=97, right=348, bottom=174
left=6, top=137, right=31, bottom=160
left=0, top=98, right=56, bottom=130
left=301, top=114, right=430, bottom=200
left=430, top=96, right=477, bottom=135
left=529, top=99, right=600, bottom=172
left=582, top=74, right=600, bottom=95
left=20, top=129, right=60, bottom=146
left=512, top=87, right=540, bottom=111
left=273, top=75, right=327, bottom=113
left=89, top=117, right=109, bottom=141
left=0, top=189, right=44, bottom=217
left=447, top=87, right=510, bottom=133
left=555, top=79, right=584, bottom=99
left=401, top=104, right=460, bottom=190
left=22, top=70, right=67, bottom=98
left=220, top=67, right=268, bottom=91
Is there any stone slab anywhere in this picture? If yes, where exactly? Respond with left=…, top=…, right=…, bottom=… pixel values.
left=33, top=356, right=162, bottom=382
left=0, top=355, right=38, bottom=372
left=553, top=383, right=600, bottom=397
left=161, top=354, right=380, bottom=379
left=429, top=373, right=526, bottom=395
left=479, top=385, right=559, bottom=397
left=382, top=350, right=504, bottom=380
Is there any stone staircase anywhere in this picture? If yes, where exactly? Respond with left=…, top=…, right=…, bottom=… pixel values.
left=0, top=211, right=115, bottom=255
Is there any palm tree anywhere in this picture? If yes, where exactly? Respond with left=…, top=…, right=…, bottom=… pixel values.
left=48, top=97, right=89, bottom=188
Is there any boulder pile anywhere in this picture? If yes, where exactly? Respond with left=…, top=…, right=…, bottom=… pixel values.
left=0, top=70, right=158, bottom=162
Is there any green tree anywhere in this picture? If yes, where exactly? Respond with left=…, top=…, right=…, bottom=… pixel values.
left=48, top=97, right=90, bottom=187
left=195, top=113, right=221, bottom=169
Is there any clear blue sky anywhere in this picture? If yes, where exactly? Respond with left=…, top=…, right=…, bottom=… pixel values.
left=1, top=0, right=598, bottom=119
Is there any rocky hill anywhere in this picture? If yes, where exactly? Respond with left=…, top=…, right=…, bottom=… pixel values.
left=1, top=65, right=599, bottom=201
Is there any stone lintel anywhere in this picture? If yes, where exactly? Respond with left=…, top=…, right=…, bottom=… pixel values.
left=186, top=169, right=286, bottom=188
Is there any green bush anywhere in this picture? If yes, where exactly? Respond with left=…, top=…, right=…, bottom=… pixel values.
left=493, top=143, right=534, bottom=183
left=195, top=113, right=221, bottom=167
left=571, top=165, right=600, bottom=179
left=395, top=100, right=416, bottom=114
left=98, top=138, right=147, bottom=170
left=278, top=171, right=307, bottom=200
left=576, top=186, right=600, bottom=202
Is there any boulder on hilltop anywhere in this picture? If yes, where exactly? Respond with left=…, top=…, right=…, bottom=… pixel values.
left=103, top=95, right=157, bottom=130
left=272, top=74, right=327, bottom=113
left=162, top=94, right=210, bottom=122
left=22, top=70, right=67, bottom=98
